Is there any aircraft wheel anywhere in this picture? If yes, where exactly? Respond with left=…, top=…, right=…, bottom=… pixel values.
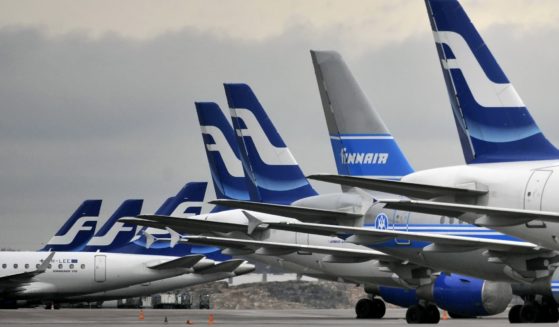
left=425, top=304, right=440, bottom=323
left=371, top=299, right=386, bottom=319
left=406, top=305, right=425, bottom=324
left=508, top=305, right=522, bottom=323
left=519, top=303, right=540, bottom=323
left=537, top=303, right=559, bottom=323
left=355, top=298, right=373, bottom=319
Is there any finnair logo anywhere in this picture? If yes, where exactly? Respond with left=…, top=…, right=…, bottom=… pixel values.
left=230, top=108, right=297, bottom=166
left=47, top=216, right=97, bottom=245
left=201, top=125, right=244, bottom=178
left=86, top=220, right=137, bottom=247
left=434, top=31, right=524, bottom=108
left=374, top=213, right=389, bottom=230
left=169, top=202, right=204, bottom=218
left=340, top=148, right=388, bottom=165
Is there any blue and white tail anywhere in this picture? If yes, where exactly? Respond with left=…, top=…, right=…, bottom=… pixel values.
left=120, top=182, right=224, bottom=257
left=425, top=0, right=559, bottom=164
left=195, top=102, right=250, bottom=208
left=224, top=83, right=318, bottom=204
left=40, top=200, right=102, bottom=252
left=311, top=50, right=414, bottom=179
left=82, top=199, right=143, bottom=252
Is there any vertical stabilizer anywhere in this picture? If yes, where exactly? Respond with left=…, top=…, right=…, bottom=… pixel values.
left=195, top=102, right=250, bottom=208
left=82, top=199, right=143, bottom=252
left=425, top=0, right=559, bottom=163
left=40, top=200, right=102, bottom=252
left=311, top=50, right=413, bottom=179
left=224, top=83, right=318, bottom=204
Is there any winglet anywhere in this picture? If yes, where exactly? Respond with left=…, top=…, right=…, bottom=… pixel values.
left=242, top=210, right=266, bottom=235
left=165, top=227, right=181, bottom=248
left=143, top=230, right=156, bottom=249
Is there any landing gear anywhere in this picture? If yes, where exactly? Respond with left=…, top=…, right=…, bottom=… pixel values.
left=406, top=304, right=440, bottom=324
left=508, top=301, right=559, bottom=323
left=355, top=298, right=386, bottom=319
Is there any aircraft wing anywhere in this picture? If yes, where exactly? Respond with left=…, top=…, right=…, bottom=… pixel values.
left=146, top=254, right=206, bottom=270
left=381, top=199, right=559, bottom=226
left=180, top=235, right=394, bottom=262
left=251, top=220, right=541, bottom=254
left=210, top=199, right=362, bottom=221
left=121, top=215, right=248, bottom=234
left=307, top=174, right=487, bottom=199
left=0, top=252, right=56, bottom=291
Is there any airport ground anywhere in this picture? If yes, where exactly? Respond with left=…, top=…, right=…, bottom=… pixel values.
left=0, top=308, right=515, bottom=326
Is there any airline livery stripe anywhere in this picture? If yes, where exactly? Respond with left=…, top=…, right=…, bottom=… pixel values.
left=330, top=135, right=394, bottom=140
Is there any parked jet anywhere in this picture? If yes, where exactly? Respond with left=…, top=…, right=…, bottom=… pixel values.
left=126, top=84, right=515, bottom=322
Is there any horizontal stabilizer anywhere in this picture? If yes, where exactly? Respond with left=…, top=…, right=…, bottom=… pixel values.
left=181, top=235, right=390, bottom=260
left=308, top=174, right=487, bottom=199
left=196, top=259, right=246, bottom=275
left=147, top=254, right=205, bottom=270
left=381, top=199, right=559, bottom=226
left=210, top=199, right=362, bottom=222
left=120, top=216, right=248, bottom=234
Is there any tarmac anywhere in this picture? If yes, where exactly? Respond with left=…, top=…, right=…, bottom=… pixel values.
left=0, top=308, right=513, bottom=326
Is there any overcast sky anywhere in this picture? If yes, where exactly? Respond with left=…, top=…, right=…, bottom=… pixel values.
left=1, top=0, right=559, bottom=249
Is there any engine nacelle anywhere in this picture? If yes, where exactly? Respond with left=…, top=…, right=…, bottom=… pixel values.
left=429, top=273, right=512, bottom=316
left=379, top=273, right=512, bottom=316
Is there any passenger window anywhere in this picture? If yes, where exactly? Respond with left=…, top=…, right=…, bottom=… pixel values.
left=1, top=264, right=6, bottom=269
left=69, top=264, right=74, bottom=269
left=13, top=264, right=18, bottom=269
left=58, top=264, right=63, bottom=269
left=81, top=264, right=85, bottom=269
left=25, top=264, right=29, bottom=269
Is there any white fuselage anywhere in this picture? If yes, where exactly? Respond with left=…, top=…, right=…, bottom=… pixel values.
left=404, top=160, right=559, bottom=250
left=0, top=251, right=200, bottom=301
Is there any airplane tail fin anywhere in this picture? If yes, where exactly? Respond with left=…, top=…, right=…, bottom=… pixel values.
left=425, top=0, right=559, bottom=163
left=40, top=200, right=102, bottom=252
left=224, top=83, right=318, bottom=204
left=195, top=102, right=250, bottom=209
left=311, top=50, right=414, bottom=179
left=82, top=199, right=143, bottom=252
left=156, top=182, right=207, bottom=217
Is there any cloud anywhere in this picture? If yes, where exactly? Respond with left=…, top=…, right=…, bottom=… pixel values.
left=0, top=2, right=559, bottom=249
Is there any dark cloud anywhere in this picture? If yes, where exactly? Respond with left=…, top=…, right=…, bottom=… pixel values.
left=0, top=21, right=557, bottom=249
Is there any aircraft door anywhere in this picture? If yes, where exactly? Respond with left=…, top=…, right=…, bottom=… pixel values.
left=524, top=170, right=552, bottom=210
left=524, top=170, right=552, bottom=228
left=94, top=255, right=106, bottom=282
left=393, top=210, right=411, bottom=245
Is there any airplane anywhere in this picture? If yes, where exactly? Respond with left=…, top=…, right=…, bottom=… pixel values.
left=0, top=183, right=253, bottom=309
left=62, top=182, right=254, bottom=304
left=124, top=84, right=517, bottom=323
left=217, top=50, right=559, bottom=323
left=199, top=0, right=559, bottom=323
